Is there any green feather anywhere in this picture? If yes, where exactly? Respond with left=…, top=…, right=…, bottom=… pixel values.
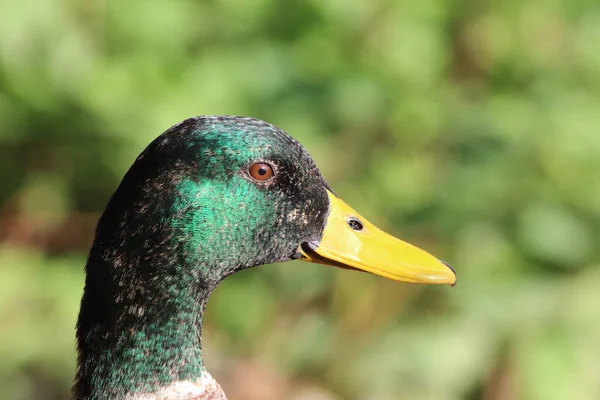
left=74, top=116, right=330, bottom=399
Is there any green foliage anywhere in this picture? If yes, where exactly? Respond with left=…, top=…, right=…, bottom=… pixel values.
left=0, top=0, right=599, bottom=399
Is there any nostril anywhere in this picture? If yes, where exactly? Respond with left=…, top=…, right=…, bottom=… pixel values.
left=347, top=217, right=364, bottom=231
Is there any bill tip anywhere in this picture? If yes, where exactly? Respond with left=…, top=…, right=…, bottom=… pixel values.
left=440, top=259, right=457, bottom=286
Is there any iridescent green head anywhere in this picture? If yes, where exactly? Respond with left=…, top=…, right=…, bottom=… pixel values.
left=120, top=116, right=333, bottom=284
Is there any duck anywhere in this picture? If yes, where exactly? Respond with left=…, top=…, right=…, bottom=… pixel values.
left=73, top=115, right=456, bottom=400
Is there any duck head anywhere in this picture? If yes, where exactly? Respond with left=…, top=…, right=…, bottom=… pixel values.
left=108, top=116, right=455, bottom=286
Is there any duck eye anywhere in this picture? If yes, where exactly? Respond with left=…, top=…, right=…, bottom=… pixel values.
left=248, top=162, right=274, bottom=182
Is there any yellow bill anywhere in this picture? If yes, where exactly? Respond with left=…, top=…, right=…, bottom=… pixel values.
left=298, top=190, right=456, bottom=285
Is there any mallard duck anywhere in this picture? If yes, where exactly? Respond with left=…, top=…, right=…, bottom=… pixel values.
left=73, top=116, right=456, bottom=400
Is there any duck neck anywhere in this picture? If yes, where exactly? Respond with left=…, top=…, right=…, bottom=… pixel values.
left=74, top=239, right=217, bottom=399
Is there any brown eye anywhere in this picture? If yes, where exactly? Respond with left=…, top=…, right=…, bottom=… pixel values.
left=248, top=162, right=274, bottom=182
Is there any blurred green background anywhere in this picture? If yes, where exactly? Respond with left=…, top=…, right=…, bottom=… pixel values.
left=1, top=0, right=599, bottom=399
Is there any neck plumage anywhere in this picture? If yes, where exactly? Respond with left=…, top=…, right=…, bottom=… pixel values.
left=74, top=242, right=215, bottom=399
left=72, top=171, right=227, bottom=400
